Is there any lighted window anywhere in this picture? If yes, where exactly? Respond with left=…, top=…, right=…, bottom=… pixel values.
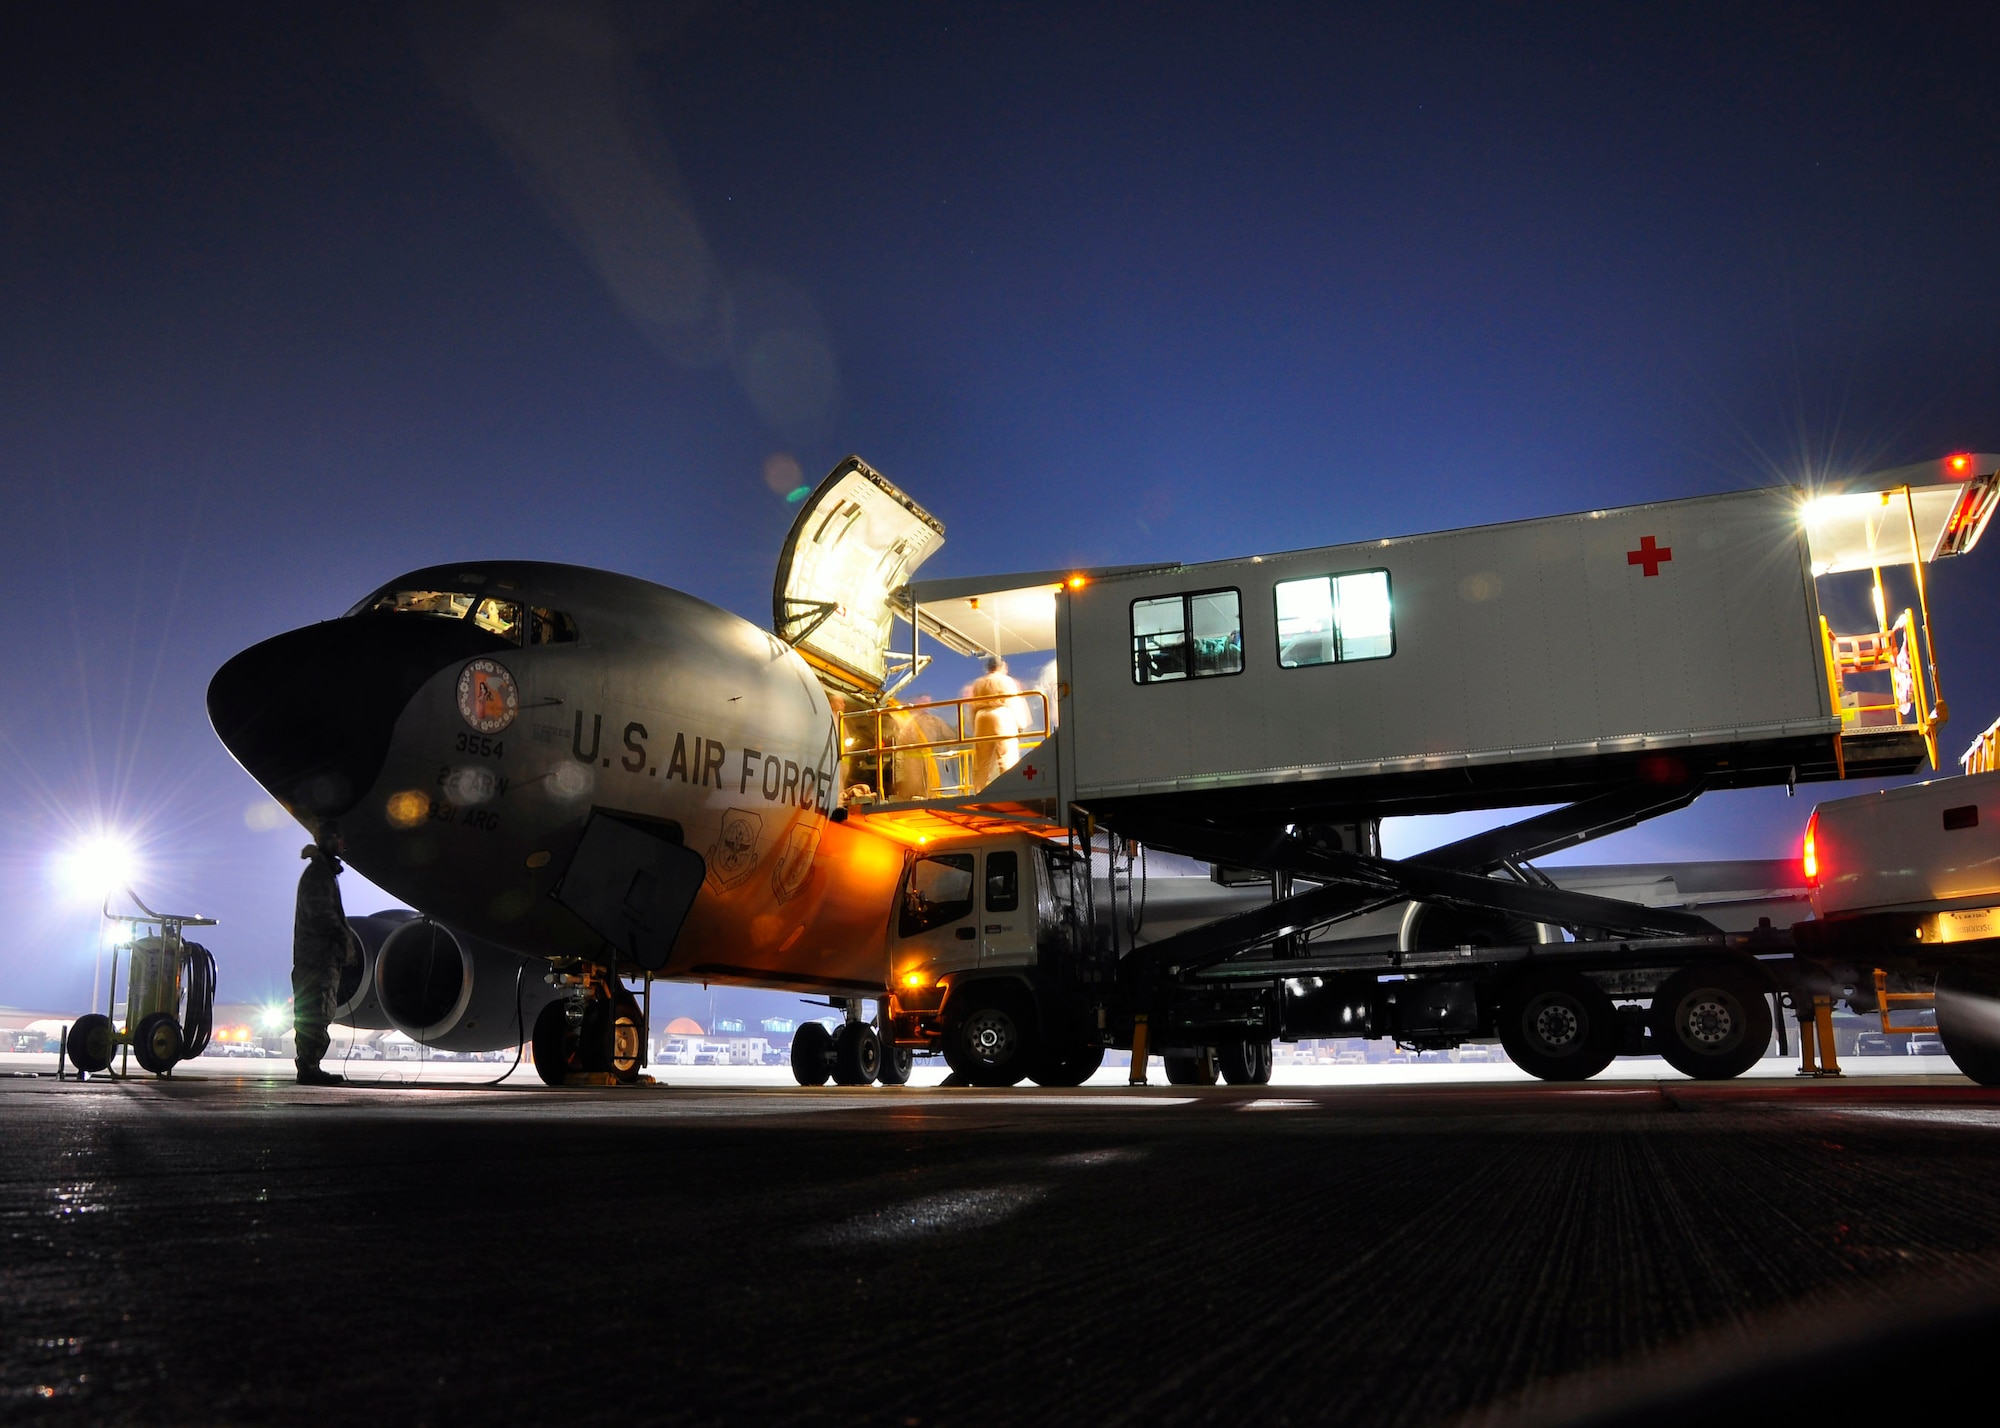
left=366, top=589, right=476, bottom=620
left=472, top=597, right=523, bottom=641
left=355, top=588, right=579, bottom=646
left=1132, top=588, right=1243, bottom=683
left=1275, top=569, right=1394, bottom=667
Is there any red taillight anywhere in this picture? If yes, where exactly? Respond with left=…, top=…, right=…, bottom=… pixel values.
left=1802, top=811, right=1819, bottom=887
left=1949, top=453, right=1972, bottom=474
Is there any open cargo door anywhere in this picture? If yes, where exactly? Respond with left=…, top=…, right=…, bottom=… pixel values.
left=773, top=456, right=945, bottom=696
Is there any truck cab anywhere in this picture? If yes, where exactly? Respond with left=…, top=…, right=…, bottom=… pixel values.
left=1800, top=766, right=2000, bottom=1083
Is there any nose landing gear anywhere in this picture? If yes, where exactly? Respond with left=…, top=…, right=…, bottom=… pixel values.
left=532, top=968, right=645, bottom=1086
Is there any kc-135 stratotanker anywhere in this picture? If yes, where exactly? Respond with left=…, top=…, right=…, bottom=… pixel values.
left=207, top=453, right=2000, bottom=1086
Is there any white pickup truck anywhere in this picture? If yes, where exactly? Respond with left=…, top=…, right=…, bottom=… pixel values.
left=1802, top=769, right=2000, bottom=1083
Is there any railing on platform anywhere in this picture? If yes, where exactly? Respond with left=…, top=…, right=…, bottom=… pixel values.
left=1961, top=713, right=2000, bottom=775
left=840, top=691, right=1050, bottom=804
left=1821, top=607, right=1938, bottom=768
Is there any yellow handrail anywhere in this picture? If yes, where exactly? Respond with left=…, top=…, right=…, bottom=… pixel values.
left=1820, top=615, right=1846, bottom=779
left=1961, top=714, right=2000, bottom=775
left=840, top=691, right=1051, bottom=803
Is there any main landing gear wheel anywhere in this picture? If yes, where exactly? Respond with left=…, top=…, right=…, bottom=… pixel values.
left=831, top=1022, right=882, bottom=1085
left=1497, top=969, right=1619, bottom=1081
left=1650, top=961, right=1771, bottom=1081
left=531, top=1000, right=574, bottom=1087
left=1163, top=1048, right=1219, bottom=1086
left=1936, top=967, right=2000, bottom=1086
left=66, top=1014, right=116, bottom=1074
left=943, top=987, right=1038, bottom=1087
left=1030, top=1042, right=1106, bottom=1088
left=132, top=1012, right=184, bottom=1075
left=790, top=1021, right=834, bottom=1086
left=1216, top=1038, right=1273, bottom=1085
left=878, top=1043, right=915, bottom=1086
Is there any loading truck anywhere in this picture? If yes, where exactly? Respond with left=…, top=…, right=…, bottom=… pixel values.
left=766, top=453, right=2000, bottom=1088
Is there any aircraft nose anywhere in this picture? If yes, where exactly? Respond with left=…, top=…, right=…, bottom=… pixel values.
left=208, top=616, right=513, bottom=821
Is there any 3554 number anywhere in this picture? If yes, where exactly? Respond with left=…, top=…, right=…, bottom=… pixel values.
left=454, top=732, right=504, bottom=758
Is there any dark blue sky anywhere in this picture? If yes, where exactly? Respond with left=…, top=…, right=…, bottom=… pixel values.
left=6, top=2, right=2000, bottom=1018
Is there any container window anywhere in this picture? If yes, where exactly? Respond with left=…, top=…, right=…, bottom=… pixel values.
left=1276, top=569, right=1395, bottom=668
left=1132, top=588, right=1243, bottom=683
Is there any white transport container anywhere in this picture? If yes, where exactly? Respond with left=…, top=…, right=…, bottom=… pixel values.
left=1050, top=485, right=1902, bottom=822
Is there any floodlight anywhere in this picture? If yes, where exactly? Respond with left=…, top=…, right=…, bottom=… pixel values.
left=54, top=833, right=136, bottom=902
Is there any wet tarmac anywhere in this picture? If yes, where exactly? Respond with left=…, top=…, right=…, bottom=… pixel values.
left=6, top=1071, right=2000, bottom=1426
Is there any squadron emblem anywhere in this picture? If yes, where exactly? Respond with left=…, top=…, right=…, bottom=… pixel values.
left=770, top=822, right=822, bottom=905
left=706, top=808, right=763, bottom=891
left=456, top=659, right=518, bottom=734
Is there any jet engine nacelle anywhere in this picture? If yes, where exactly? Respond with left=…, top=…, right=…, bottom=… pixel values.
left=374, top=919, right=562, bottom=1053
left=334, top=910, right=421, bottom=1030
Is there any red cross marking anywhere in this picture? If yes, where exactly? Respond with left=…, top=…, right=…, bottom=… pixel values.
left=1021, top=764, right=1038, bottom=781
left=1627, top=535, right=1672, bottom=576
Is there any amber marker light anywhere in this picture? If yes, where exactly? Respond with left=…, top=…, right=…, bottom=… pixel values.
left=901, top=969, right=931, bottom=989
left=1802, top=810, right=1819, bottom=887
left=1066, top=574, right=1087, bottom=589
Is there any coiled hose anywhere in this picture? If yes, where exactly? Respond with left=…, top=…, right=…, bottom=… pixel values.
left=181, top=941, right=217, bottom=1057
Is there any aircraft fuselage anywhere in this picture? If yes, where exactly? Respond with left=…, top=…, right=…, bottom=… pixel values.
left=209, top=560, right=903, bottom=994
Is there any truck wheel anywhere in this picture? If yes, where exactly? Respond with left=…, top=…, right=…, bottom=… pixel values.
left=878, top=1044, right=915, bottom=1085
left=1217, top=1038, right=1273, bottom=1085
left=132, top=1012, right=183, bottom=1075
left=66, top=1014, right=116, bottom=1074
left=944, top=986, right=1038, bottom=1086
left=831, top=1022, right=882, bottom=1085
left=1030, top=1043, right=1105, bottom=1087
left=1163, top=1049, right=1218, bottom=1085
left=790, top=1021, right=834, bottom=1086
left=531, top=1000, right=572, bottom=1085
left=1936, top=968, right=2000, bottom=1086
left=1651, top=962, right=1771, bottom=1080
left=1497, top=969, right=1618, bottom=1081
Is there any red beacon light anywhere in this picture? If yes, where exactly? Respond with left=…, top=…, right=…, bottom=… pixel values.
left=1948, top=453, right=1972, bottom=475
left=1802, top=810, right=1819, bottom=888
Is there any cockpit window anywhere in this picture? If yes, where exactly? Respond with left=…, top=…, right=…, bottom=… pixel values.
left=472, top=597, right=522, bottom=641
left=365, top=590, right=476, bottom=620
left=530, top=608, right=579, bottom=645
left=350, top=585, right=580, bottom=645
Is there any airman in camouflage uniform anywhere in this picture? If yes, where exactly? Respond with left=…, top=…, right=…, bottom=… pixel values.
left=293, top=830, right=349, bottom=1086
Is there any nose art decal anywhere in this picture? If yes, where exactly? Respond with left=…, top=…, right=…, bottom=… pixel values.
left=457, top=660, right=519, bottom=733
